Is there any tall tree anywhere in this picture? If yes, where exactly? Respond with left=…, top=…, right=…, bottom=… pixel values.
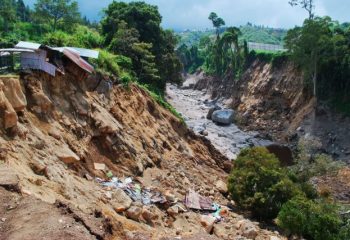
left=221, top=27, right=241, bottom=71
left=285, top=17, right=333, bottom=97
left=0, top=0, right=17, bottom=32
left=208, top=12, right=225, bottom=40
left=34, top=0, right=80, bottom=31
left=16, top=0, right=30, bottom=22
left=102, top=1, right=182, bottom=92
left=289, top=0, right=315, bottom=19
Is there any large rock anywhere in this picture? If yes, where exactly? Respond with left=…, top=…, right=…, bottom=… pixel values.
left=212, top=109, right=234, bottom=125
left=0, top=165, right=19, bottom=190
left=111, top=188, right=133, bottom=213
left=200, top=215, right=216, bottom=233
left=207, top=105, right=222, bottom=120
left=56, top=146, right=80, bottom=164
left=126, top=206, right=142, bottom=222
left=215, top=180, right=228, bottom=194
left=237, top=220, right=258, bottom=239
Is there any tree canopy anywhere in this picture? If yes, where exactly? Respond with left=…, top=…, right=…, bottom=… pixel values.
left=34, top=0, right=80, bottom=31
left=101, top=1, right=181, bottom=93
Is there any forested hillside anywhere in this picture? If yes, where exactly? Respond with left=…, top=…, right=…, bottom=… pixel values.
left=177, top=11, right=350, bottom=115
left=177, top=23, right=287, bottom=47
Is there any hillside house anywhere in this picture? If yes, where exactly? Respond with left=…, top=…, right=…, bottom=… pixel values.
left=0, top=41, right=99, bottom=80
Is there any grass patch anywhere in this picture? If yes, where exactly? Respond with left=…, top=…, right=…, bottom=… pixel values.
left=0, top=74, right=19, bottom=78
left=136, top=83, right=185, bottom=124
left=248, top=50, right=290, bottom=68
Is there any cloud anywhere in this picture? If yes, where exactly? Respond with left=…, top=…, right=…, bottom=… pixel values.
left=24, top=0, right=350, bottom=30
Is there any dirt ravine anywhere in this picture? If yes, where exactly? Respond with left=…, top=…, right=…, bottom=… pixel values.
left=166, top=80, right=271, bottom=161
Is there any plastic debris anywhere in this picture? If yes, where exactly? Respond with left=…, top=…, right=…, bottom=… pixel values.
left=106, top=171, right=113, bottom=178
left=97, top=176, right=167, bottom=206
left=94, top=162, right=106, bottom=171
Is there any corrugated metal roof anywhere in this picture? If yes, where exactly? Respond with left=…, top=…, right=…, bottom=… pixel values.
left=62, top=48, right=94, bottom=73
left=15, top=41, right=41, bottom=50
left=53, top=47, right=99, bottom=59
left=0, top=48, right=35, bottom=53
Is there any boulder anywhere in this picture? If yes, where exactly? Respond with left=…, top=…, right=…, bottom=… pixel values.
left=111, top=188, right=133, bottom=213
left=126, top=206, right=142, bottom=221
left=207, top=105, right=222, bottom=120
left=212, top=109, right=234, bottom=125
left=200, top=215, right=216, bottom=233
left=1, top=77, right=27, bottom=111
left=141, top=207, right=157, bottom=226
left=56, top=146, right=80, bottom=164
left=215, top=180, right=228, bottom=194
left=200, top=130, right=209, bottom=136
left=237, top=220, right=258, bottom=239
left=0, top=165, right=19, bottom=190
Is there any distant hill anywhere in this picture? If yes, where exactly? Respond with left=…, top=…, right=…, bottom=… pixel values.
left=177, top=24, right=288, bottom=47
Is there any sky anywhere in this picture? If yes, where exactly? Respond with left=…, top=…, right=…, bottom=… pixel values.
left=24, top=0, right=350, bottom=30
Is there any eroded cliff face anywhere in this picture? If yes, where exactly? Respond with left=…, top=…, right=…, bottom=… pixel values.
left=193, top=60, right=315, bottom=143
left=0, top=72, right=284, bottom=240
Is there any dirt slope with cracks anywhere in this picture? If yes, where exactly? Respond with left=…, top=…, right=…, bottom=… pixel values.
left=0, top=72, right=284, bottom=239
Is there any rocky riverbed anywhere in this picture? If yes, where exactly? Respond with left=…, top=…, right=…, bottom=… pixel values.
left=166, top=78, right=271, bottom=160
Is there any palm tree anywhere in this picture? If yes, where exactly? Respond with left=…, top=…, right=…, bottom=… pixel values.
left=220, top=27, right=242, bottom=71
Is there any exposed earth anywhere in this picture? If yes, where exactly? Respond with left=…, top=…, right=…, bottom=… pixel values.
left=0, top=72, right=286, bottom=240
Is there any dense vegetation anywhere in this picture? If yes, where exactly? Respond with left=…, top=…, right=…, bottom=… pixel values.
left=285, top=17, right=350, bottom=113
left=177, top=12, right=293, bottom=80
left=228, top=146, right=350, bottom=239
left=177, top=23, right=287, bottom=47
left=0, top=0, right=181, bottom=96
left=177, top=3, right=350, bottom=114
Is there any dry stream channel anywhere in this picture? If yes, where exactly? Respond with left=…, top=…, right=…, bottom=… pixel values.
left=166, top=77, right=271, bottom=160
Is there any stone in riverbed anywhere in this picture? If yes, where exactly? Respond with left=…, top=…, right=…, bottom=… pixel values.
left=212, top=109, right=235, bottom=125
left=207, top=105, right=222, bottom=120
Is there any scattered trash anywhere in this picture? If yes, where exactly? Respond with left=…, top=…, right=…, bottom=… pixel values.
left=212, top=203, right=222, bottom=221
left=97, top=176, right=167, bottom=206
left=106, top=171, right=113, bottom=178
left=94, top=162, right=106, bottom=171
left=97, top=177, right=227, bottom=226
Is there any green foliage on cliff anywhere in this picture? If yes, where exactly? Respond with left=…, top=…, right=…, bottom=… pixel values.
left=277, top=196, right=348, bottom=240
left=101, top=1, right=182, bottom=93
left=285, top=16, right=350, bottom=109
left=228, top=147, right=303, bottom=220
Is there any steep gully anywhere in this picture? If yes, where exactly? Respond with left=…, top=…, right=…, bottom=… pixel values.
left=166, top=76, right=272, bottom=161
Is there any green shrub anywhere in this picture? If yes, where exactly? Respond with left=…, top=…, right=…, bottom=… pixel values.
left=228, top=147, right=302, bottom=220
left=72, top=25, right=102, bottom=48
left=137, top=83, right=185, bottom=123
left=43, top=31, right=76, bottom=47
left=277, top=196, right=343, bottom=240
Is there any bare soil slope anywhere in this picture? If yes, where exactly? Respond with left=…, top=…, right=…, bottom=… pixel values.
left=0, top=72, right=284, bottom=240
